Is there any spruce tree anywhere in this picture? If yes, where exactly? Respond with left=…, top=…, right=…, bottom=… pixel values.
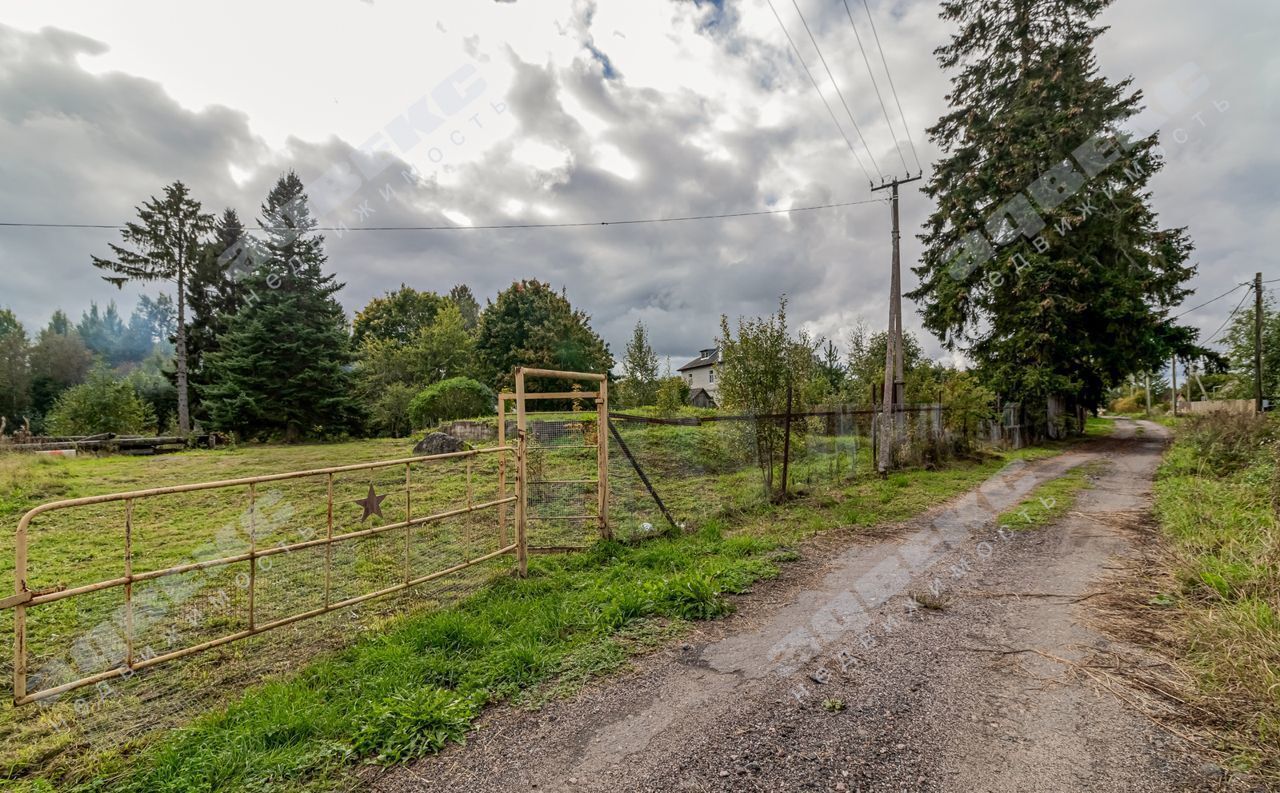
left=91, top=181, right=212, bottom=433
left=204, top=172, right=358, bottom=441
left=448, top=284, right=481, bottom=331
left=183, top=208, right=249, bottom=420
left=910, top=0, right=1203, bottom=413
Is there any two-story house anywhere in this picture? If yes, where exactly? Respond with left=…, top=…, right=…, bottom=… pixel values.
left=677, top=346, right=720, bottom=408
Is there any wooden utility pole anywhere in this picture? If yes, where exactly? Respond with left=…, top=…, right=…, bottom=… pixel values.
left=1144, top=372, right=1152, bottom=415
left=1256, top=272, right=1264, bottom=413
left=873, top=174, right=922, bottom=474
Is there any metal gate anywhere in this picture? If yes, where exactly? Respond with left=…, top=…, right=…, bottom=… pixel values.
left=4, top=366, right=608, bottom=705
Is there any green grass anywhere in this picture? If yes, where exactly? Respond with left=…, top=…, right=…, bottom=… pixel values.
left=1152, top=414, right=1279, bottom=779
left=0, top=432, right=1076, bottom=792
left=996, top=460, right=1105, bottom=531
left=1084, top=417, right=1115, bottom=437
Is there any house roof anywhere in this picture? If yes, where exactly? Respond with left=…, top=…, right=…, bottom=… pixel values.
left=677, top=347, right=720, bottom=372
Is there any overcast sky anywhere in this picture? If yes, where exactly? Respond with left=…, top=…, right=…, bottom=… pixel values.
left=0, top=0, right=1275, bottom=368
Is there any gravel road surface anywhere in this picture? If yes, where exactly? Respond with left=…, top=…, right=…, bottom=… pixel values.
left=373, top=419, right=1242, bottom=793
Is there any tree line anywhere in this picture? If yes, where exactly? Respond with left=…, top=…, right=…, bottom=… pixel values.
left=0, top=172, right=613, bottom=441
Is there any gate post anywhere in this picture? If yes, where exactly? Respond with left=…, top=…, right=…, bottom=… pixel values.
left=514, top=368, right=529, bottom=578
left=596, top=378, right=611, bottom=540
left=497, top=394, right=508, bottom=548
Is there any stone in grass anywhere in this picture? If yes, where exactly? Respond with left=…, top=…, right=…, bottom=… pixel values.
left=412, top=432, right=469, bottom=456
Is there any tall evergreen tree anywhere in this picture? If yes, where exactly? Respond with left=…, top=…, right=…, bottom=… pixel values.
left=448, top=284, right=481, bottom=331
left=203, top=172, right=359, bottom=441
left=76, top=301, right=129, bottom=365
left=910, top=0, right=1202, bottom=413
left=91, top=181, right=213, bottom=433
left=183, top=208, right=249, bottom=420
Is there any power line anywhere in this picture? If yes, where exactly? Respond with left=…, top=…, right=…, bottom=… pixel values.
left=859, top=0, right=922, bottom=174
left=0, top=198, right=890, bottom=234
left=839, top=0, right=909, bottom=175
left=787, top=0, right=883, bottom=181
left=1205, top=287, right=1253, bottom=345
left=764, top=0, right=876, bottom=185
left=1171, top=282, right=1247, bottom=320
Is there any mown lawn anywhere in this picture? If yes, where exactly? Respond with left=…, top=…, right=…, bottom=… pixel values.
left=0, top=430, right=1069, bottom=792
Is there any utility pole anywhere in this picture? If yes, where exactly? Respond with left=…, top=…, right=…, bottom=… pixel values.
left=1256, top=272, right=1264, bottom=413
left=1171, top=356, right=1178, bottom=417
left=874, top=173, right=922, bottom=475
left=1144, top=371, right=1152, bottom=415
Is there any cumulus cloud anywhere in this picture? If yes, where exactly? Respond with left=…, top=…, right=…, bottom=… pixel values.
left=0, top=0, right=1274, bottom=369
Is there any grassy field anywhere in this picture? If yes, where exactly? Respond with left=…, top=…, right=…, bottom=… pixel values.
left=0, top=424, right=1071, bottom=792
left=1149, top=413, right=1279, bottom=779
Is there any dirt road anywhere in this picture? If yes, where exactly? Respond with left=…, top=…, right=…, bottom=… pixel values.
left=374, top=419, right=1225, bottom=792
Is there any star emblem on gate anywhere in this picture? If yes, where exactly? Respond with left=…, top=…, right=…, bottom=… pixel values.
left=354, top=483, right=387, bottom=522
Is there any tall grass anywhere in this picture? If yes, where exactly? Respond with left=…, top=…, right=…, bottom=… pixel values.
left=1154, top=412, right=1280, bottom=775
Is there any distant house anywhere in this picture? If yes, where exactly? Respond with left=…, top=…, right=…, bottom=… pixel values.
left=678, top=346, right=720, bottom=408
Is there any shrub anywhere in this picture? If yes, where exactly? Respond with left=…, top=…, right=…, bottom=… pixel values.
left=1180, top=412, right=1278, bottom=476
left=46, top=366, right=155, bottom=436
left=655, top=376, right=688, bottom=416
left=367, top=382, right=418, bottom=437
left=1109, top=394, right=1144, bottom=414
left=408, top=377, right=494, bottom=428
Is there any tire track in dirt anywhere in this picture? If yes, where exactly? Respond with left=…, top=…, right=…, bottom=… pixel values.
left=372, top=420, right=1219, bottom=792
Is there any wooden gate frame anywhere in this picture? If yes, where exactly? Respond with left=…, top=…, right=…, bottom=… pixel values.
left=499, top=367, right=609, bottom=577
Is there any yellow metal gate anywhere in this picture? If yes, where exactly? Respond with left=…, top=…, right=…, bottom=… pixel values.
left=4, top=366, right=608, bottom=705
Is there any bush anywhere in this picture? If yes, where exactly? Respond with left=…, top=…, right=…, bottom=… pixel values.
left=1179, top=412, right=1278, bottom=476
left=655, top=376, right=689, bottom=416
left=46, top=366, right=155, bottom=436
left=408, top=377, right=494, bottom=428
left=367, top=382, right=417, bottom=437
left=1109, top=394, right=1144, bottom=414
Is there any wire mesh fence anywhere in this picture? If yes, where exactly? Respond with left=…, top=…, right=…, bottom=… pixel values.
left=0, top=381, right=1034, bottom=780
left=604, top=404, right=989, bottom=538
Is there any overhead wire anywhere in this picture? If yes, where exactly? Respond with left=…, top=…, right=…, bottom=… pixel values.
left=787, top=0, right=884, bottom=181
left=1204, top=286, right=1253, bottom=345
left=859, top=0, right=922, bottom=173
left=839, top=0, right=909, bottom=175
left=0, top=198, right=891, bottom=234
left=764, top=0, right=876, bottom=185
left=1171, top=282, right=1247, bottom=320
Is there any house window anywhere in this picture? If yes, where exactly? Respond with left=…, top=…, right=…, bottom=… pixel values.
left=709, top=369, right=715, bottom=383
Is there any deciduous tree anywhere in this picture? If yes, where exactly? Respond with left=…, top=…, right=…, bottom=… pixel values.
left=475, top=280, right=613, bottom=392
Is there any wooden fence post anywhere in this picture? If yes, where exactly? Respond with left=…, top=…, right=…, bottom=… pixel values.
left=596, top=378, right=611, bottom=540
left=515, top=368, right=529, bottom=578
left=780, top=383, right=793, bottom=500
left=497, top=395, right=508, bottom=548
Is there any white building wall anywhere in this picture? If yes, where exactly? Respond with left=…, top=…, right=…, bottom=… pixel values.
left=684, top=364, right=718, bottom=398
